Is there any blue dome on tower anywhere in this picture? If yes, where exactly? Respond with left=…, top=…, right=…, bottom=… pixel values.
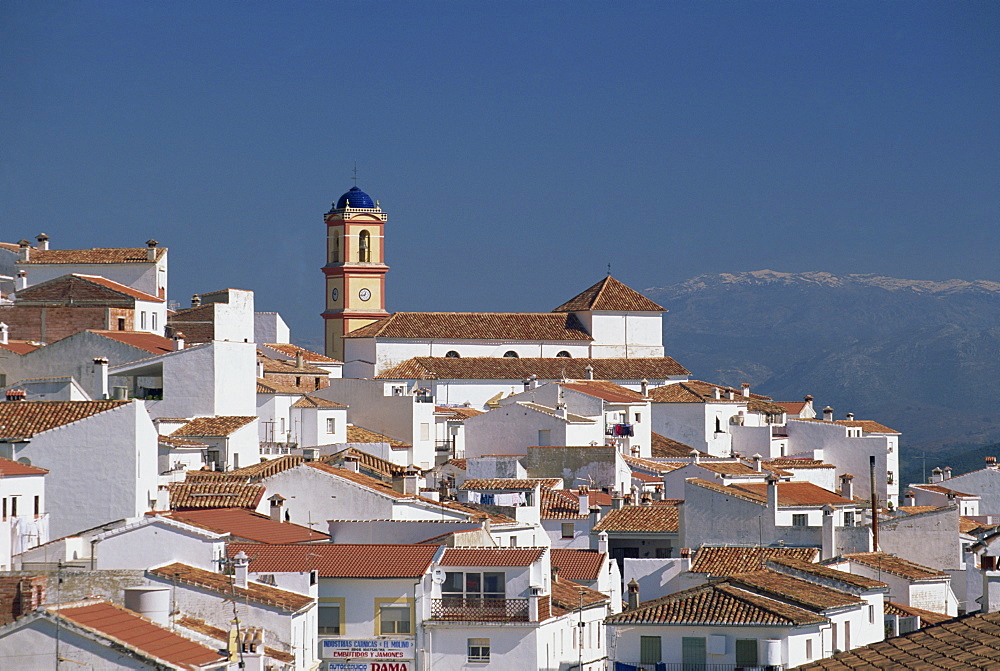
left=336, top=186, right=375, bottom=209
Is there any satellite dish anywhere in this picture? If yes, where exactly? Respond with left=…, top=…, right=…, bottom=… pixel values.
left=432, top=568, right=446, bottom=585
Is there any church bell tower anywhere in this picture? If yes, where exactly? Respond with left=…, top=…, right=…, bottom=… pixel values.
left=321, top=185, right=389, bottom=361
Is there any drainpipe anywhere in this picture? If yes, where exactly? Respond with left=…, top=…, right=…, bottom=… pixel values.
left=870, top=455, right=879, bottom=552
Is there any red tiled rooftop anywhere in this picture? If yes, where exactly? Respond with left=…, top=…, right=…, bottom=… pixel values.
left=90, top=330, right=175, bottom=354
left=439, top=548, right=545, bottom=567
left=793, top=418, right=900, bottom=434
left=0, top=400, right=128, bottom=438
left=0, top=340, right=41, bottom=355
left=0, top=456, right=48, bottom=476
left=550, top=578, right=609, bottom=615
left=836, top=552, right=948, bottom=581
left=551, top=549, right=605, bottom=581
left=561, top=380, right=647, bottom=403
left=462, top=478, right=556, bottom=490
left=171, top=416, right=256, bottom=437
left=729, top=570, right=862, bottom=611
left=376, top=357, right=689, bottom=381
left=650, top=432, right=698, bottom=457
left=730, top=481, right=853, bottom=506
left=19, top=247, right=166, bottom=264
left=227, top=543, right=439, bottom=577
left=552, top=276, right=665, bottom=313
left=691, top=546, right=819, bottom=575
left=158, top=509, right=328, bottom=544
left=166, top=482, right=264, bottom=510
left=593, top=505, right=679, bottom=533
left=262, top=343, right=340, bottom=363
left=149, top=563, right=313, bottom=613
left=346, top=312, right=593, bottom=341
left=50, top=599, right=225, bottom=669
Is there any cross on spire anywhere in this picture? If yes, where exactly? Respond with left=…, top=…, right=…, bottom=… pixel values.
left=351, top=161, right=359, bottom=185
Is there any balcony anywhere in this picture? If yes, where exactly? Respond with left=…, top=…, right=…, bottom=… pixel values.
left=429, top=597, right=529, bottom=622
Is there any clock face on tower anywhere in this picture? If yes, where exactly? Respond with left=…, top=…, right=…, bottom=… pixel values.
left=331, top=288, right=339, bottom=301
left=359, top=288, right=372, bottom=302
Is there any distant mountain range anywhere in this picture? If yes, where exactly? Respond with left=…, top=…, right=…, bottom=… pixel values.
left=646, top=270, right=1000, bottom=471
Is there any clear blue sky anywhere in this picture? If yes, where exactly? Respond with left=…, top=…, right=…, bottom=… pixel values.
left=2, top=1, right=997, bottom=349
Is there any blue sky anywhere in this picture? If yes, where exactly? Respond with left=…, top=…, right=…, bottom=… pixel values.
left=2, top=1, right=997, bottom=349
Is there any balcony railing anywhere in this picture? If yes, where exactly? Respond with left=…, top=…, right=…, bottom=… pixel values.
left=429, top=597, right=529, bottom=622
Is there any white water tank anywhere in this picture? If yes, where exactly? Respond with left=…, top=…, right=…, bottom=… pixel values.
left=124, top=586, right=171, bottom=625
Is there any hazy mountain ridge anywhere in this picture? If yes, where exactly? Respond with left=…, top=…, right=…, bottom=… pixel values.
left=646, top=271, right=1000, bottom=462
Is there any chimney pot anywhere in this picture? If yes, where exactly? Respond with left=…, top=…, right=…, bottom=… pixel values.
left=35, top=233, right=49, bottom=250
left=823, top=406, right=834, bottom=421
left=191, top=294, right=201, bottom=307
left=627, top=578, right=640, bottom=610
left=741, top=382, right=750, bottom=397
left=585, top=365, right=594, bottom=380
left=0, top=322, right=7, bottom=345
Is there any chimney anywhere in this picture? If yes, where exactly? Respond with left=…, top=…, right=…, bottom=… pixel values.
left=690, top=449, right=700, bottom=465
left=679, top=547, right=692, bottom=571
left=268, top=494, right=285, bottom=522
left=726, top=388, right=735, bottom=400
left=5, top=389, right=26, bottom=402
left=641, top=379, right=649, bottom=397
left=840, top=473, right=854, bottom=500
left=803, top=395, right=815, bottom=418
left=550, top=565, right=560, bottom=583
left=904, top=490, right=915, bottom=507
left=611, top=495, right=625, bottom=510
left=930, top=467, right=943, bottom=484
left=845, top=412, right=855, bottom=421
left=982, top=555, right=1000, bottom=613
left=823, top=406, right=834, bottom=421
left=35, top=233, right=49, bottom=251
left=766, top=472, right=780, bottom=520
left=191, top=294, right=201, bottom=308
left=403, top=466, right=420, bottom=496
left=597, top=530, right=609, bottom=555
left=713, top=387, right=721, bottom=400
left=17, top=239, right=30, bottom=262
left=741, top=382, right=751, bottom=398
left=589, top=505, right=602, bottom=531
left=578, top=486, right=590, bottom=517
left=529, top=586, right=543, bottom=622
left=93, top=357, right=109, bottom=400
left=752, top=454, right=763, bottom=472
left=556, top=403, right=567, bottom=419
left=16, top=270, right=27, bottom=291
left=173, top=332, right=185, bottom=351
left=627, top=579, right=640, bottom=610
left=821, top=504, right=836, bottom=560
left=640, top=492, right=652, bottom=506
left=295, top=351, right=304, bottom=369
left=343, top=455, right=360, bottom=473
left=529, top=374, right=538, bottom=390
left=146, top=239, right=158, bottom=262
left=585, top=364, right=594, bottom=380
left=232, top=550, right=250, bottom=589
left=987, top=456, right=997, bottom=468
left=654, top=484, right=663, bottom=501
left=943, top=467, right=952, bottom=480
left=523, top=378, right=531, bottom=392
left=0, top=322, right=7, bottom=345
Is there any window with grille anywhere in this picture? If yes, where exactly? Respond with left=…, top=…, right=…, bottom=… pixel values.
left=792, top=513, right=808, bottom=527
left=468, top=638, right=490, bottom=663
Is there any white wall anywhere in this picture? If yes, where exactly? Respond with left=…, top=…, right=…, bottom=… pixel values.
left=20, top=252, right=167, bottom=299
left=0, top=472, right=47, bottom=570
left=94, top=520, right=225, bottom=572
left=255, top=312, right=290, bottom=344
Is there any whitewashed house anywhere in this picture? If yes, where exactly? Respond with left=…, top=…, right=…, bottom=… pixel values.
left=0, top=457, right=48, bottom=570
left=823, top=551, right=959, bottom=616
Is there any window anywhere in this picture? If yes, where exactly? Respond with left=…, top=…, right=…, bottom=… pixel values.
left=318, top=599, right=343, bottom=635
left=117, top=318, right=126, bottom=331
left=377, top=604, right=411, bottom=634
left=844, top=511, right=855, bottom=527
left=443, top=571, right=505, bottom=604
left=445, top=350, right=460, bottom=358
left=33, top=496, right=39, bottom=517
left=10, top=498, right=16, bottom=518
left=538, top=429, right=551, bottom=446
left=681, top=637, right=706, bottom=666
left=844, top=621, right=851, bottom=650
left=140, top=311, right=147, bottom=329
left=556, top=351, right=571, bottom=358
left=503, top=351, right=519, bottom=358
left=151, top=312, right=157, bottom=330
left=634, top=412, right=641, bottom=423
left=468, top=638, right=490, bottom=663
left=806, top=638, right=813, bottom=660
left=2, top=499, right=5, bottom=521
left=331, top=232, right=340, bottom=263
left=561, top=522, right=574, bottom=539
left=295, top=376, right=301, bottom=386
left=736, top=639, right=758, bottom=667
left=792, top=514, right=808, bottom=527
left=509, top=536, right=517, bottom=547
left=326, top=418, right=336, bottom=434
left=640, top=636, right=662, bottom=665
left=887, top=471, right=894, bottom=484
left=358, top=230, right=371, bottom=262
left=869, top=604, right=875, bottom=623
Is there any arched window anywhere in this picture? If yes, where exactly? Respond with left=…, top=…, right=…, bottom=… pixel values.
left=331, top=232, right=340, bottom=263
left=556, top=351, right=571, bottom=358
left=445, top=351, right=460, bottom=358
left=503, top=351, right=519, bottom=358
left=358, top=230, right=371, bottom=262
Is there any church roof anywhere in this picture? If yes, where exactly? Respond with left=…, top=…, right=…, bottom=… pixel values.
left=553, top=276, right=665, bottom=313
left=375, top=357, right=689, bottom=380
left=335, top=186, right=375, bottom=209
left=344, top=312, right=593, bottom=341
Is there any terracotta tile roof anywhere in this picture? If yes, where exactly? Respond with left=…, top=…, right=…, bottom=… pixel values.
left=914, top=483, right=975, bottom=497
left=606, top=582, right=826, bottom=626
left=0, top=400, right=128, bottom=439
left=550, top=578, right=609, bottom=615
left=345, top=311, right=593, bottom=340
left=49, top=599, right=225, bottom=669
left=0, top=340, right=41, bottom=355
left=291, top=395, right=345, bottom=408
left=305, top=461, right=411, bottom=498
left=160, top=435, right=209, bottom=448
left=541, top=488, right=587, bottom=520
left=167, top=304, right=216, bottom=344
left=561, top=380, right=647, bottom=403
left=258, top=354, right=329, bottom=376
left=689, top=478, right=768, bottom=505
left=88, top=330, right=175, bottom=354
left=552, top=276, right=665, bottom=313
left=435, top=405, right=484, bottom=420
left=171, top=416, right=256, bottom=437
left=376, top=357, right=689, bottom=380
left=551, top=549, right=605, bottom=581
left=728, top=570, right=862, bottom=611
left=159, top=509, right=328, bottom=544
left=776, top=401, right=807, bottom=414
left=184, top=455, right=304, bottom=483
left=765, top=458, right=835, bottom=470
left=766, top=556, right=887, bottom=590
left=0, top=456, right=48, bottom=476
left=898, top=505, right=944, bottom=515
left=256, top=378, right=311, bottom=395
left=691, top=546, right=818, bottom=575
left=445, top=458, right=467, bottom=470
left=623, top=454, right=681, bottom=474
left=166, top=482, right=264, bottom=510
left=323, top=447, right=408, bottom=478
left=883, top=601, right=951, bottom=625
left=175, top=616, right=295, bottom=664
left=19, top=247, right=166, bottom=264
left=650, top=432, right=697, bottom=457
left=439, top=548, right=545, bottom=567
left=462, top=478, right=555, bottom=490
left=227, top=542, right=439, bottom=577
left=593, top=504, right=679, bottom=533
left=696, top=461, right=766, bottom=476
left=428, top=497, right=517, bottom=525
left=730, top=481, right=854, bottom=506
left=13, top=273, right=164, bottom=304
left=149, top=563, right=313, bottom=613
left=794, top=418, right=900, bottom=434
left=961, top=517, right=983, bottom=534
left=793, top=611, right=1000, bottom=670
left=346, top=424, right=410, bottom=448
left=647, top=380, right=771, bottom=404
left=516, top=401, right=593, bottom=423
left=262, top=343, right=340, bottom=363
left=836, top=552, right=948, bottom=581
